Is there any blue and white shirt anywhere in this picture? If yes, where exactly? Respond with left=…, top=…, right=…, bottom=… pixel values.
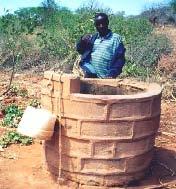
left=76, top=30, right=126, bottom=78
left=91, top=32, right=122, bottom=78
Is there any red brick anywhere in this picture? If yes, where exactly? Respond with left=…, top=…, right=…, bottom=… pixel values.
left=125, top=150, right=153, bottom=173
left=61, top=99, right=106, bottom=119
left=62, top=136, right=92, bottom=157
left=93, top=141, right=116, bottom=158
left=133, top=116, right=160, bottom=139
left=81, top=158, right=126, bottom=174
left=114, top=136, right=155, bottom=158
left=61, top=118, right=79, bottom=137
left=109, top=100, right=152, bottom=119
left=80, top=121, right=133, bottom=139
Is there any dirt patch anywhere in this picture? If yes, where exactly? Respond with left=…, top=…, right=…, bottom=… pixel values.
left=0, top=141, right=58, bottom=189
left=160, top=101, right=176, bottom=134
left=128, top=145, right=176, bottom=188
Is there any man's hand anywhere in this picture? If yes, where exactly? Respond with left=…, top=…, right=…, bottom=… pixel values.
left=81, top=34, right=92, bottom=44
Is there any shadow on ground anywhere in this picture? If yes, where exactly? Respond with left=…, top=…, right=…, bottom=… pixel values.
left=128, top=146, right=176, bottom=188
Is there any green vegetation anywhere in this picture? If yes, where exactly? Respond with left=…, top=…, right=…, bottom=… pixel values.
left=170, top=0, right=176, bottom=13
left=0, top=103, right=34, bottom=148
left=0, top=0, right=173, bottom=78
left=29, top=99, right=41, bottom=108
left=2, top=104, right=23, bottom=128
left=0, top=131, right=33, bottom=148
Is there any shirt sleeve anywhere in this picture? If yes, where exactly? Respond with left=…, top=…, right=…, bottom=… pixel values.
left=76, top=37, right=86, bottom=54
left=108, top=42, right=126, bottom=78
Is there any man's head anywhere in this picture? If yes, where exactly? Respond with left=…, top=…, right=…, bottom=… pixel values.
left=94, top=13, right=109, bottom=37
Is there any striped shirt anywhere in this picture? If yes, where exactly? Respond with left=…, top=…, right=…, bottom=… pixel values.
left=90, top=31, right=122, bottom=78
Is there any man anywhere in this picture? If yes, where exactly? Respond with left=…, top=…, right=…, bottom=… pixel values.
left=76, top=12, right=125, bottom=78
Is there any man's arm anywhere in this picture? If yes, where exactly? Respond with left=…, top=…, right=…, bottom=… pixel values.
left=76, top=34, right=92, bottom=54
left=109, top=42, right=126, bottom=78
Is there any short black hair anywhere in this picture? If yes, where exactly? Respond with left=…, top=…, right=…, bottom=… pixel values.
left=94, top=13, right=109, bottom=22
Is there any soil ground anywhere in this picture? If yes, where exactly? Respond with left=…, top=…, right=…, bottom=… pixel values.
left=0, top=26, right=176, bottom=189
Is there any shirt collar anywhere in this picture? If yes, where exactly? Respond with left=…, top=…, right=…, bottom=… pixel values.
left=97, top=30, right=112, bottom=40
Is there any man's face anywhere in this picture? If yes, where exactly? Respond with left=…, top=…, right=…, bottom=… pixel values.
left=94, top=16, right=109, bottom=36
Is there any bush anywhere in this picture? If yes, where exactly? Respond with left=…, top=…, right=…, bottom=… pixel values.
left=170, top=0, right=176, bottom=13
left=0, top=3, right=173, bottom=78
left=3, top=104, right=23, bottom=128
left=110, top=16, right=153, bottom=44
left=125, top=33, right=172, bottom=77
left=0, top=131, right=33, bottom=148
left=123, top=62, right=150, bottom=78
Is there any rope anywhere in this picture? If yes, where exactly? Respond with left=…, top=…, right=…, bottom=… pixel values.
left=57, top=71, right=65, bottom=184
left=72, top=55, right=85, bottom=77
left=46, top=71, right=64, bottom=184
left=46, top=73, right=54, bottom=113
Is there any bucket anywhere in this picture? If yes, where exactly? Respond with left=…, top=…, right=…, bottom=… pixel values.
left=17, top=106, right=56, bottom=140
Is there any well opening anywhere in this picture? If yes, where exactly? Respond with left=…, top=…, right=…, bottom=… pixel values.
left=80, top=82, right=144, bottom=95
